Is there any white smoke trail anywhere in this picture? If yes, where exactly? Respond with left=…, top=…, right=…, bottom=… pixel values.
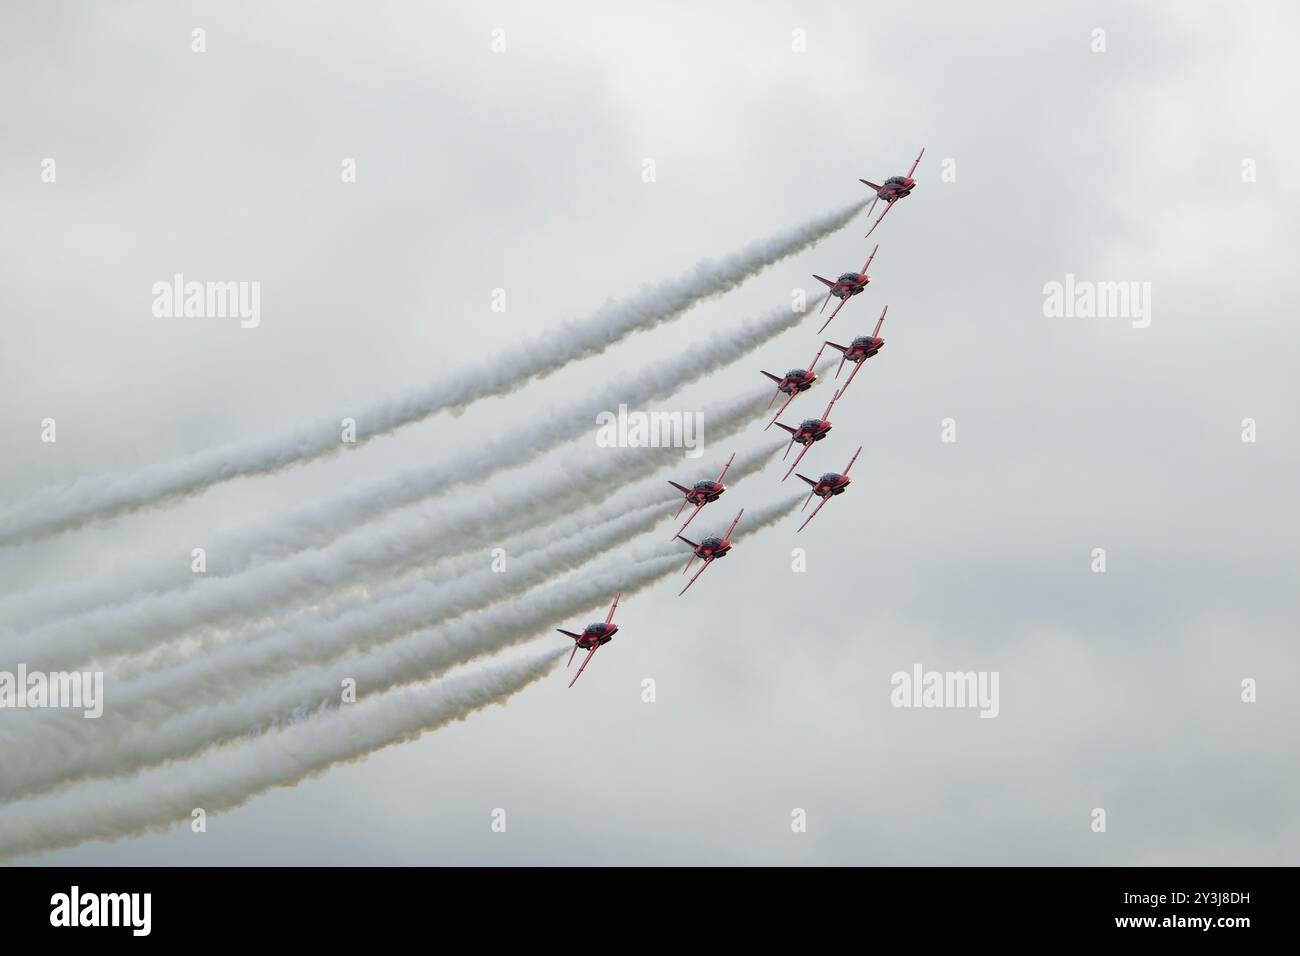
left=107, top=433, right=783, bottom=679
left=174, top=441, right=778, bottom=662
left=0, top=314, right=830, bottom=636
left=0, top=553, right=679, bottom=800
left=0, top=497, right=800, bottom=800
left=85, top=445, right=777, bottom=716
left=0, top=648, right=566, bottom=861
left=1, top=376, right=784, bottom=672
left=0, top=201, right=864, bottom=545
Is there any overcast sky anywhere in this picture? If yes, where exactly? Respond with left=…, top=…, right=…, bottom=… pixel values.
left=1, top=0, right=1297, bottom=864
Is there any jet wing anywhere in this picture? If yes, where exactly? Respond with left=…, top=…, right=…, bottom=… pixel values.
left=796, top=493, right=832, bottom=533
left=676, top=501, right=706, bottom=536
left=823, top=341, right=849, bottom=378
left=907, top=147, right=925, bottom=178
left=714, top=451, right=736, bottom=484
left=809, top=342, right=828, bottom=369
left=783, top=440, right=814, bottom=482
left=817, top=295, right=850, bottom=334
left=675, top=534, right=701, bottom=573
left=865, top=200, right=895, bottom=238
left=859, top=244, right=879, bottom=276
left=794, top=474, right=818, bottom=509
left=668, top=481, right=692, bottom=517
left=557, top=630, right=583, bottom=669
left=872, top=304, right=889, bottom=338
left=765, top=389, right=799, bottom=430
left=821, top=388, right=842, bottom=421
left=842, top=446, right=863, bottom=476
left=840, top=357, right=866, bottom=394
left=678, top=557, right=713, bottom=596
left=568, top=644, right=600, bottom=687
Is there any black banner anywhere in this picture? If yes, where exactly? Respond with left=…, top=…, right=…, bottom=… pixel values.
left=0, top=866, right=1275, bottom=942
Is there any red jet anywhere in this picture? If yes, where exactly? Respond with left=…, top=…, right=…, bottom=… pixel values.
left=667, top=451, right=734, bottom=536
left=761, top=343, right=827, bottom=429
left=793, top=446, right=862, bottom=533
left=557, top=592, right=621, bottom=687
left=773, top=389, right=841, bottom=481
left=675, top=508, right=743, bottom=596
left=812, top=244, right=878, bottom=334
left=824, top=305, right=888, bottom=395
left=860, top=147, right=925, bottom=238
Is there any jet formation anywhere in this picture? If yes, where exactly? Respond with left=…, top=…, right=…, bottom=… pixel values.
left=562, top=148, right=923, bottom=685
